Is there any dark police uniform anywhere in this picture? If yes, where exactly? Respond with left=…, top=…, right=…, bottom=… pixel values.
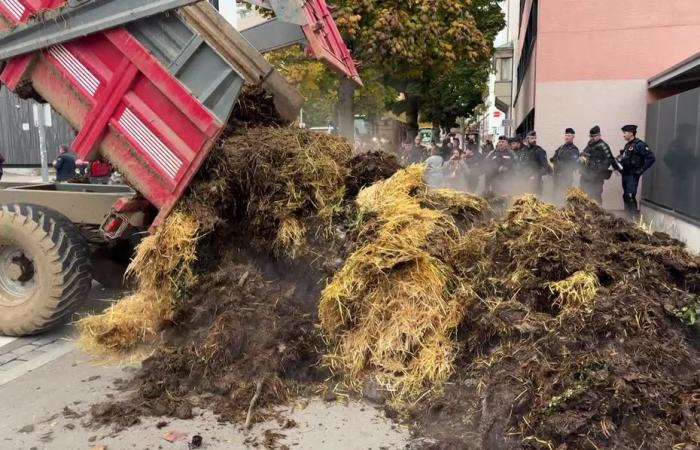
left=464, top=140, right=484, bottom=192
left=579, top=127, right=616, bottom=204
left=484, top=142, right=517, bottom=196
left=55, top=151, right=77, bottom=182
left=551, top=136, right=580, bottom=199
left=519, top=133, right=551, bottom=197
left=618, top=125, right=655, bottom=218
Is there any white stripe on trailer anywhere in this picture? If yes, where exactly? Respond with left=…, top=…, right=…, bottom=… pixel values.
left=119, top=109, right=181, bottom=177
left=49, top=45, right=100, bottom=96
left=48, top=45, right=100, bottom=96
left=118, top=108, right=183, bottom=179
left=1, top=0, right=25, bottom=20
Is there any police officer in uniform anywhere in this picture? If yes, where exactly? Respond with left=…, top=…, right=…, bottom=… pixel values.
left=463, top=134, right=483, bottom=192
left=484, top=136, right=517, bottom=196
left=509, top=136, right=522, bottom=153
left=519, top=131, right=551, bottom=197
left=550, top=128, right=580, bottom=202
left=579, top=126, right=617, bottom=204
left=618, top=124, right=656, bottom=220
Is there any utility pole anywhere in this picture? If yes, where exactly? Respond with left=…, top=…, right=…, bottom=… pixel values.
left=33, top=103, right=52, bottom=182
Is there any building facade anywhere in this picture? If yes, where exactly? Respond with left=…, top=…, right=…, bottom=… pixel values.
left=513, top=0, right=700, bottom=210
left=640, top=57, right=700, bottom=252
left=476, top=0, right=519, bottom=142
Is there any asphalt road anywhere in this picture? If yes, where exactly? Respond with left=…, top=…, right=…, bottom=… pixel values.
left=0, top=285, right=408, bottom=450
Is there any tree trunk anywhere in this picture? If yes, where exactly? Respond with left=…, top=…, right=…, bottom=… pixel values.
left=337, top=77, right=355, bottom=142
left=406, top=95, right=420, bottom=140
left=432, top=121, right=441, bottom=144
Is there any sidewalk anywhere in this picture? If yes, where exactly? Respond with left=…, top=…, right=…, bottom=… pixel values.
left=1, top=169, right=45, bottom=184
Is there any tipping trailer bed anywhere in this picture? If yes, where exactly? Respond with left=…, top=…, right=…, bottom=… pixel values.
left=0, top=0, right=361, bottom=336
left=0, top=0, right=257, bottom=235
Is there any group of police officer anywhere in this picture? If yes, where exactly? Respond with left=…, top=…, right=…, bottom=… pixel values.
left=475, top=124, right=656, bottom=219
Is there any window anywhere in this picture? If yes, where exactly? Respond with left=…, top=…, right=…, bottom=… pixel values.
left=516, top=0, right=537, bottom=94
left=496, top=57, right=513, bottom=82
left=516, top=109, right=535, bottom=137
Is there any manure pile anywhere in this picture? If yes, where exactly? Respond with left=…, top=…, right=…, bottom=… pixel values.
left=79, top=89, right=699, bottom=449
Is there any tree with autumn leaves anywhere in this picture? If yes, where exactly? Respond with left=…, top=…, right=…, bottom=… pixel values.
left=265, top=0, right=504, bottom=139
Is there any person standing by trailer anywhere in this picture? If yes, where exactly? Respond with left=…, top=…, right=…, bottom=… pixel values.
left=53, top=144, right=76, bottom=182
left=618, top=125, right=656, bottom=220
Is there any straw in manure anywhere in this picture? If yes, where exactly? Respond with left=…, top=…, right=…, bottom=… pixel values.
left=320, top=165, right=482, bottom=401
left=77, top=211, right=200, bottom=357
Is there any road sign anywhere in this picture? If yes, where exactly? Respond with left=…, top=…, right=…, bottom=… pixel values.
left=32, top=103, right=52, bottom=128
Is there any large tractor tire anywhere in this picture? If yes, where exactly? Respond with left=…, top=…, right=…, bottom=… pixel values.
left=0, top=204, right=92, bottom=336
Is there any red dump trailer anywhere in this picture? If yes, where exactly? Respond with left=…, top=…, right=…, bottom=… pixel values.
left=0, top=0, right=360, bottom=336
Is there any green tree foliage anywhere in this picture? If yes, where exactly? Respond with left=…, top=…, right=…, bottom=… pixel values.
left=260, top=0, right=504, bottom=134
left=268, top=48, right=397, bottom=127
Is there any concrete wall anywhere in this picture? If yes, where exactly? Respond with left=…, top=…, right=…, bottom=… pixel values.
left=537, top=0, right=700, bottom=83
left=642, top=203, right=700, bottom=254
left=535, top=79, right=649, bottom=209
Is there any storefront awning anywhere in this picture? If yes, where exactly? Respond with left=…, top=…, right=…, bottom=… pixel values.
left=649, top=52, right=700, bottom=89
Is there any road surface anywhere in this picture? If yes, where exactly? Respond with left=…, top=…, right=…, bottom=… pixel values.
left=0, top=285, right=408, bottom=450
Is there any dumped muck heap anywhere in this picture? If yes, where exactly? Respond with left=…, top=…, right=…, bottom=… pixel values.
left=79, top=90, right=700, bottom=449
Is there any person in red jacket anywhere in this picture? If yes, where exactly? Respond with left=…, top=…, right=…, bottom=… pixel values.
left=89, top=157, right=111, bottom=184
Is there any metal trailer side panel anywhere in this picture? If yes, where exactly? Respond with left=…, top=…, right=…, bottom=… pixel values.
left=0, top=183, right=135, bottom=225
left=0, top=1, right=248, bottom=229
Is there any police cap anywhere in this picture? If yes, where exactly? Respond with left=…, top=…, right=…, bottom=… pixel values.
left=589, top=125, right=601, bottom=136
left=565, top=128, right=575, bottom=135
left=527, top=131, right=537, bottom=137
left=621, top=124, right=638, bottom=133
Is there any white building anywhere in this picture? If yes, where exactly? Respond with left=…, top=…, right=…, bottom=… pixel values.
left=475, top=0, right=519, bottom=142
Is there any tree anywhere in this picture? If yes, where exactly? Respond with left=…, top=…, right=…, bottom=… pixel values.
left=332, top=0, right=505, bottom=138
left=257, top=0, right=504, bottom=140
left=268, top=48, right=397, bottom=129
left=419, top=58, right=493, bottom=131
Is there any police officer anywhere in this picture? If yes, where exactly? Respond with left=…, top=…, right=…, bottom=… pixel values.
left=519, top=131, right=551, bottom=197
left=550, top=128, right=580, bottom=202
left=579, top=126, right=617, bottom=204
left=618, top=124, right=656, bottom=220
left=484, top=136, right=517, bottom=196
left=509, top=136, right=522, bottom=153
left=463, top=134, right=483, bottom=192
